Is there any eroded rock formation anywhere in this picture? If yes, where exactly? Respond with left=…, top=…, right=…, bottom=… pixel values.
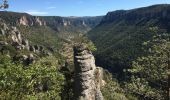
left=19, top=16, right=46, bottom=26
left=19, top=16, right=31, bottom=26
left=73, top=44, right=104, bottom=100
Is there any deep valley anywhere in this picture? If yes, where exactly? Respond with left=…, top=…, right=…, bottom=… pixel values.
left=0, top=4, right=169, bottom=100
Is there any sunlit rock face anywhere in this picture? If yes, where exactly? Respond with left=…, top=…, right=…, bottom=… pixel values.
left=19, top=16, right=31, bottom=26
left=19, top=16, right=46, bottom=26
left=73, top=44, right=104, bottom=100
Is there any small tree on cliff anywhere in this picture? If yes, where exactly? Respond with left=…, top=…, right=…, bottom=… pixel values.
left=0, top=0, right=9, bottom=9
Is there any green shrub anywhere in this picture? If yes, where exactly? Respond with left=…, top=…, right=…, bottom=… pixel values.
left=101, top=70, right=131, bottom=100
left=0, top=56, right=65, bottom=100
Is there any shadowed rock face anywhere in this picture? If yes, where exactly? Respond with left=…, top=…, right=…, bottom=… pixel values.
left=73, top=44, right=103, bottom=100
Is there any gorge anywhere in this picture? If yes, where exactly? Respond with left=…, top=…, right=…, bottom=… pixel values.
left=0, top=4, right=169, bottom=100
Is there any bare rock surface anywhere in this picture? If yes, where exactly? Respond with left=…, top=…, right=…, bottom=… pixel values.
left=19, top=16, right=46, bottom=26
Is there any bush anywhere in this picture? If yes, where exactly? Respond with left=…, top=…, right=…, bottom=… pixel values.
left=0, top=56, right=65, bottom=100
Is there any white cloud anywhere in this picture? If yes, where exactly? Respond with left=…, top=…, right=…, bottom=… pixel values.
left=26, top=10, right=48, bottom=15
left=46, top=6, right=56, bottom=9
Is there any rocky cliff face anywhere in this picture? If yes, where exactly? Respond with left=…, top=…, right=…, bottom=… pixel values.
left=19, top=16, right=31, bottom=26
left=73, top=44, right=104, bottom=100
left=0, top=11, right=46, bottom=26
left=19, top=16, right=46, bottom=26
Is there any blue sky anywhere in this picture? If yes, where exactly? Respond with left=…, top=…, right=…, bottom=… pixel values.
left=2, top=0, right=170, bottom=16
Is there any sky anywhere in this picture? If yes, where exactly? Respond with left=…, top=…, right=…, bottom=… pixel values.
left=1, top=0, right=170, bottom=16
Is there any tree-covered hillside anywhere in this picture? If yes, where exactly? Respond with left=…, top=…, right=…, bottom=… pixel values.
left=87, top=4, right=170, bottom=100
left=87, top=4, right=170, bottom=76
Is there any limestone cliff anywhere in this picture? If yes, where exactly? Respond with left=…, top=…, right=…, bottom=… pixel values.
left=19, top=16, right=46, bottom=26
left=19, top=16, right=31, bottom=26
left=73, top=44, right=104, bottom=100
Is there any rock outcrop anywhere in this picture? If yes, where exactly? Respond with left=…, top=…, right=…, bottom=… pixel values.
left=19, top=16, right=46, bottom=26
left=35, top=17, right=46, bottom=26
left=73, top=44, right=104, bottom=100
left=10, top=26, right=30, bottom=50
left=19, top=16, right=31, bottom=26
left=0, top=18, right=51, bottom=65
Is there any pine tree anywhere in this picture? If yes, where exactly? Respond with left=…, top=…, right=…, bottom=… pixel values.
left=126, top=33, right=170, bottom=100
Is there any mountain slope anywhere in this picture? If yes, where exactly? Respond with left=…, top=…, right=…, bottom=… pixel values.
left=87, top=4, right=170, bottom=75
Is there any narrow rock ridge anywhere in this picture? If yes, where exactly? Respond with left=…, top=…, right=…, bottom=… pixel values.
left=73, top=44, right=104, bottom=100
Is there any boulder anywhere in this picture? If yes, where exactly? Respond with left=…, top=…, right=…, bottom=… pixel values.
left=23, top=53, right=35, bottom=65
left=0, top=29, right=5, bottom=35
left=22, top=39, right=29, bottom=50
left=29, top=45, right=35, bottom=52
